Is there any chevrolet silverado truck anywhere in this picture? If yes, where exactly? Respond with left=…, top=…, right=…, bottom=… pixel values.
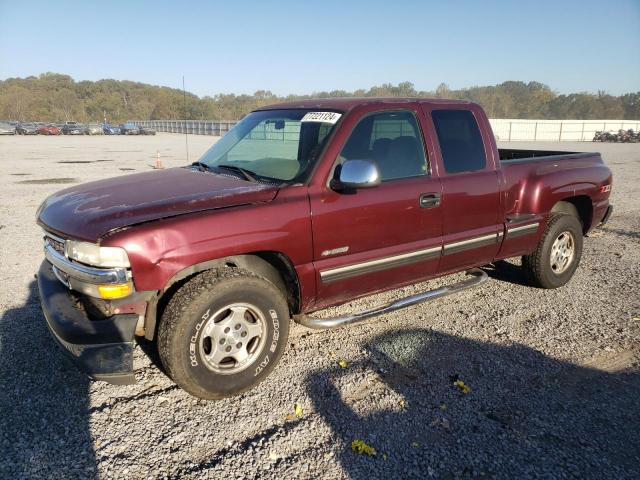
left=36, top=98, right=613, bottom=399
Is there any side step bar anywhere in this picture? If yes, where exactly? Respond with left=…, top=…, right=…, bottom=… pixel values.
left=293, top=268, right=489, bottom=330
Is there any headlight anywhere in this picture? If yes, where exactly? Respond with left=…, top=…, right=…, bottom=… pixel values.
left=65, top=241, right=130, bottom=268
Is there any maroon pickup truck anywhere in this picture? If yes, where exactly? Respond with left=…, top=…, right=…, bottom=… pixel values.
left=37, top=98, right=613, bottom=399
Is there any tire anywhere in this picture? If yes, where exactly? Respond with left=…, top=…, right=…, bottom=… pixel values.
left=158, top=267, right=290, bottom=399
left=522, top=213, right=583, bottom=289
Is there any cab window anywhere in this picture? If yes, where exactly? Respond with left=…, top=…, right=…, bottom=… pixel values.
left=432, top=109, right=486, bottom=173
left=338, top=111, right=427, bottom=181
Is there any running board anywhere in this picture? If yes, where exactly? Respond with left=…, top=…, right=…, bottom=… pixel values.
left=293, top=268, right=489, bottom=330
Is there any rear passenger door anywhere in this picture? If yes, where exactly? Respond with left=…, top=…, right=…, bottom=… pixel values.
left=422, top=106, right=501, bottom=273
left=309, top=109, right=443, bottom=310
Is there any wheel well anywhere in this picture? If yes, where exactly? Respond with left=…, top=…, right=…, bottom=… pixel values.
left=551, top=196, right=592, bottom=233
left=145, top=252, right=301, bottom=340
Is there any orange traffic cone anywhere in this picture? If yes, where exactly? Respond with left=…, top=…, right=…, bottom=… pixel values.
left=154, top=150, right=164, bottom=169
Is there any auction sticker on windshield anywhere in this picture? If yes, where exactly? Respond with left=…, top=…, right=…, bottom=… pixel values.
left=301, top=112, right=342, bottom=124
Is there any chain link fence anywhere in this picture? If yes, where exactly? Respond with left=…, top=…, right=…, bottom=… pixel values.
left=489, top=119, right=640, bottom=142
left=134, top=120, right=238, bottom=136
left=134, top=118, right=640, bottom=142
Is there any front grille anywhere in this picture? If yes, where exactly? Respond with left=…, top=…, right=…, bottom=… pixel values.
left=45, top=234, right=66, bottom=256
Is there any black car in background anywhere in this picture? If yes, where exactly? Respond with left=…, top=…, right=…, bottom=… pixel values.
left=138, top=125, right=156, bottom=135
left=16, top=122, right=39, bottom=135
left=62, top=122, right=85, bottom=135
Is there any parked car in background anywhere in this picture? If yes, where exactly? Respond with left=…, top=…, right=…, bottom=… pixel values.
left=86, top=124, right=104, bottom=135
left=37, top=124, right=62, bottom=135
left=0, top=121, right=16, bottom=134
left=103, top=123, right=121, bottom=135
left=62, top=122, right=85, bottom=135
left=139, top=125, right=156, bottom=135
left=119, top=123, right=140, bottom=135
left=16, top=123, right=39, bottom=135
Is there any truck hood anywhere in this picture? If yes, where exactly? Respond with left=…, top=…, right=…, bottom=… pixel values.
left=38, top=167, right=279, bottom=242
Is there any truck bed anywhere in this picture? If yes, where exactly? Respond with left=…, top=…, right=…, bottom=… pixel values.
left=499, top=148, right=598, bottom=164
left=498, top=147, right=609, bottom=233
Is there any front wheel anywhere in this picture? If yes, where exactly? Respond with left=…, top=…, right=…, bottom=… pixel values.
left=522, top=213, right=583, bottom=288
left=158, top=267, right=290, bottom=400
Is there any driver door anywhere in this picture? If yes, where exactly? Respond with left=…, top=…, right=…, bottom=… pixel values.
left=309, top=109, right=443, bottom=310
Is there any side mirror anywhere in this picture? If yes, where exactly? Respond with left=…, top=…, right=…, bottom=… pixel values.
left=332, top=159, right=381, bottom=190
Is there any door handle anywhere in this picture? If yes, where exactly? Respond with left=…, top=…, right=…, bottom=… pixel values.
left=419, top=193, right=441, bottom=208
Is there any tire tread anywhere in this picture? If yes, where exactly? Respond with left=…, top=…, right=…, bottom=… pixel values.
left=522, top=213, right=582, bottom=289
left=157, top=266, right=288, bottom=399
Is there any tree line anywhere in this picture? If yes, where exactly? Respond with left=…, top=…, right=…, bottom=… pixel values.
left=1, top=73, right=638, bottom=122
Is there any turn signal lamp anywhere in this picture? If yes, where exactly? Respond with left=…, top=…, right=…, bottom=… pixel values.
left=98, top=283, right=133, bottom=299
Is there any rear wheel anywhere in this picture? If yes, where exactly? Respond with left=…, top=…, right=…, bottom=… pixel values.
left=158, top=267, right=290, bottom=400
left=522, top=213, right=583, bottom=288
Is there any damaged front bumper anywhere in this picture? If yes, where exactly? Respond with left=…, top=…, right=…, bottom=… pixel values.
left=37, top=260, right=138, bottom=384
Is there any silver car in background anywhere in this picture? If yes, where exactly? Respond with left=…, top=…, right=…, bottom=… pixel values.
left=0, top=121, right=16, bottom=135
left=86, top=123, right=104, bottom=135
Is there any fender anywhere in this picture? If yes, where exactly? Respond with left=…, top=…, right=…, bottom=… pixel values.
left=100, top=187, right=316, bottom=340
left=141, top=252, right=301, bottom=341
left=514, top=162, right=610, bottom=228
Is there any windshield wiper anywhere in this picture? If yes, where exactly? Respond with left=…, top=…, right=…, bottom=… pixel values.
left=216, top=164, right=258, bottom=183
left=191, top=161, right=214, bottom=172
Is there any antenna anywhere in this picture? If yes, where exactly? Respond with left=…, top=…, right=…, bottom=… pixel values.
left=182, top=75, right=190, bottom=162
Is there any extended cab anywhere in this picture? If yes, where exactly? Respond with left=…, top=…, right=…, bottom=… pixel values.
left=36, top=98, right=613, bottom=399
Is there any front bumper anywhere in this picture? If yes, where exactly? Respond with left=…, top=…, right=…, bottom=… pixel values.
left=37, top=261, right=137, bottom=384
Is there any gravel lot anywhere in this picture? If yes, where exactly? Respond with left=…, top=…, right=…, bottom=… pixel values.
left=0, top=134, right=638, bottom=479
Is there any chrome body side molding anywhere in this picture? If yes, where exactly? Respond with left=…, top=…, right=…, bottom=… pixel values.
left=320, top=246, right=441, bottom=284
left=442, top=233, right=499, bottom=255
left=318, top=222, right=539, bottom=285
left=506, top=222, right=539, bottom=240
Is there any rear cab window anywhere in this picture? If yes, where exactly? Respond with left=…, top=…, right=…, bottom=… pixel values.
left=432, top=109, right=486, bottom=174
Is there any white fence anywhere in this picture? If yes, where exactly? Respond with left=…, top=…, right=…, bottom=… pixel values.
left=490, top=119, right=640, bottom=142
left=135, top=118, right=640, bottom=142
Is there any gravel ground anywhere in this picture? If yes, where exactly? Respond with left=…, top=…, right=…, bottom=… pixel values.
left=0, top=134, right=638, bottom=479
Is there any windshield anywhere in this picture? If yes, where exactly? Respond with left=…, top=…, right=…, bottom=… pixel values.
left=197, top=109, right=342, bottom=183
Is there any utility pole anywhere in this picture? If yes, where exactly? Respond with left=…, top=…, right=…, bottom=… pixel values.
left=183, top=76, right=189, bottom=162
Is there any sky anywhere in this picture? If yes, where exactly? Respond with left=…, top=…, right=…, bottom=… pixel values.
left=1, top=0, right=639, bottom=97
